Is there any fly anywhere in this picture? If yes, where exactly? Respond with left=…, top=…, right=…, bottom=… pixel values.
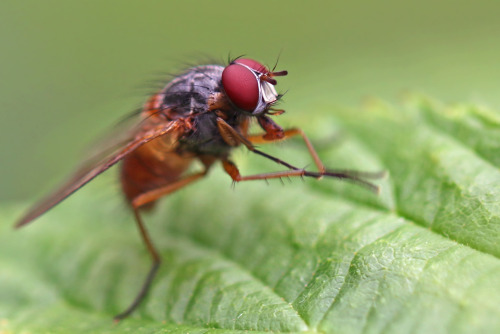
left=15, top=57, right=383, bottom=320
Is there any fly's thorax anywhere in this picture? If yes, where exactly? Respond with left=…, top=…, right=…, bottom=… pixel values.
left=160, top=65, right=225, bottom=118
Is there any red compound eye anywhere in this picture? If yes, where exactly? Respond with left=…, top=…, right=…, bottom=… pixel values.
left=222, top=58, right=268, bottom=111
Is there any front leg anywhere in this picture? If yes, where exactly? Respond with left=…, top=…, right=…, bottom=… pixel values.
left=216, top=117, right=306, bottom=172
left=216, top=117, right=383, bottom=191
left=247, top=115, right=325, bottom=173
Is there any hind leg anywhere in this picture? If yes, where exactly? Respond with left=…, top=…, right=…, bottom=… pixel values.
left=114, top=171, right=207, bottom=321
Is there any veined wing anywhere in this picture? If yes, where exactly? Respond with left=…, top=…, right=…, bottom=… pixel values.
left=15, top=119, right=185, bottom=228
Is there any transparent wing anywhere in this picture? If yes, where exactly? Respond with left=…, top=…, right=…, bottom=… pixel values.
left=15, top=118, right=184, bottom=228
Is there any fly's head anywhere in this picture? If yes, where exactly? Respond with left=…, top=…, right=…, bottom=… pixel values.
left=221, top=58, right=287, bottom=116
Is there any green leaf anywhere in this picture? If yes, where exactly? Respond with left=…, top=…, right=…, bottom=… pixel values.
left=1, top=97, right=500, bottom=333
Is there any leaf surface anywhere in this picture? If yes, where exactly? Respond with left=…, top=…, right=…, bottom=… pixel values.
left=1, top=98, right=499, bottom=334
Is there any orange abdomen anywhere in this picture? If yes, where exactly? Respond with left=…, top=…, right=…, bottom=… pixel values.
left=120, top=136, right=193, bottom=207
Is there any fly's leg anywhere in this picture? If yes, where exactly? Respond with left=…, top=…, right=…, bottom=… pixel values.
left=218, top=116, right=324, bottom=173
left=113, top=208, right=161, bottom=322
left=248, top=115, right=325, bottom=172
left=114, top=171, right=207, bottom=321
left=216, top=117, right=383, bottom=191
left=217, top=117, right=307, bottom=172
left=222, top=160, right=382, bottom=192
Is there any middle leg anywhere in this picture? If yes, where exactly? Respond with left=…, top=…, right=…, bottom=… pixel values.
left=222, top=160, right=381, bottom=192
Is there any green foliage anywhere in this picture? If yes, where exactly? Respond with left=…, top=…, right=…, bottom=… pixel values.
left=1, top=98, right=499, bottom=333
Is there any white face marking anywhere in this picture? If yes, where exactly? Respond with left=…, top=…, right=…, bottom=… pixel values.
left=261, top=80, right=278, bottom=104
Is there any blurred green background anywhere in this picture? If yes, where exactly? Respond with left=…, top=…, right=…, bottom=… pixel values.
left=1, top=0, right=500, bottom=201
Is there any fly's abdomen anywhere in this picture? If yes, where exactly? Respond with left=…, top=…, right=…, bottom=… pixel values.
left=120, top=137, right=193, bottom=207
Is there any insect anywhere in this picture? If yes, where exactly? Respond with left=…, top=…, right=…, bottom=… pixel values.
left=15, top=57, right=382, bottom=320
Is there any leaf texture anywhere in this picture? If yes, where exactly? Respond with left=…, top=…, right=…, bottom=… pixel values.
left=1, top=98, right=499, bottom=333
